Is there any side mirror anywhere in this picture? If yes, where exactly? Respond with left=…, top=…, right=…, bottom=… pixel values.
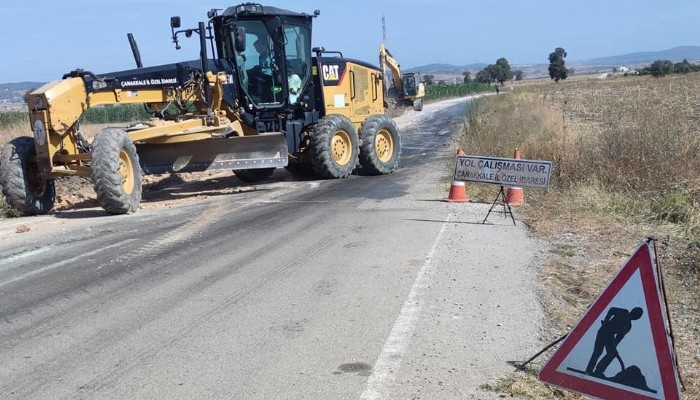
left=234, top=27, right=246, bottom=52
left=170, top=16, right=181, bottom=29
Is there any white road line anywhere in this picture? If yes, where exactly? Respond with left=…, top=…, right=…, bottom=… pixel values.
left=0, top=246, right=54, bottom=271
left=360, top=214, right=451, bottom=400
left=0, top=239, right=137, bottom=288
left=401, top=146, right=438, bottom=150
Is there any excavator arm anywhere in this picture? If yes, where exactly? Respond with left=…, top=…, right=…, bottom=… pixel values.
left=378, top=44, right=424, bottom=111
left=379, top=43, right=404, bottom=95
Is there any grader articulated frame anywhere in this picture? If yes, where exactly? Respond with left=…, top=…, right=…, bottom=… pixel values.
left=0, top=3, right=403, bottom=215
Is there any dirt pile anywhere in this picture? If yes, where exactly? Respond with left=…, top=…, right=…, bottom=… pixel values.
left=52, top=170, right=245, bottom=212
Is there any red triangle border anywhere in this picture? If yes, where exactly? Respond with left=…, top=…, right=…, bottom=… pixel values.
left=539, top=243, right=681, bottom=400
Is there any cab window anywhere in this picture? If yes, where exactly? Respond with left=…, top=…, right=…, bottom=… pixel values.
left=283, top=25, right=311, bottom=104
left=232, top=20, right=284, bottom=106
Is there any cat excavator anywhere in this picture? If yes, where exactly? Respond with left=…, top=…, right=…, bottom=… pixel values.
left=0, top=3, right=403, bottom=216
left=379, top=44, right=425, bottom=111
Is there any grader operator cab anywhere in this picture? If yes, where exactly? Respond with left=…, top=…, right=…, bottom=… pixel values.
left=0, top=3, right=406, bottom=216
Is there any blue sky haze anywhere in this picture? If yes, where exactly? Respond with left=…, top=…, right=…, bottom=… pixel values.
left=0, top=0, right=697, bottom=83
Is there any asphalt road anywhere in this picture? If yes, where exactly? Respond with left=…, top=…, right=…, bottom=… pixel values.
left=0, top=97, right=543, bottom=399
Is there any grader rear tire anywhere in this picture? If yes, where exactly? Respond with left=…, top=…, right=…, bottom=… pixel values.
left=233, top=168, right=275, bottom=183
left=308, top=115, right=359, bottom=179
left=91, top=128, right=142, bottom=214
left=0, top=136, right=55, bottom=215
left=358, top=115, right=401, bottom=175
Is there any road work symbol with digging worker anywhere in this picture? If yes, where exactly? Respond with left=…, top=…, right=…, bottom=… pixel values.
left=581, top=306, right=652, bottom=390
left=538, top=242, right=682, bottom=400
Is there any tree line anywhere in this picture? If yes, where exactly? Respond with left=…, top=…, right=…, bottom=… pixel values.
left=638, top=59, right=700, bottom=77
left=419, top=48, right=699, bottom=86
left=420, top=47, right=570, bottom=86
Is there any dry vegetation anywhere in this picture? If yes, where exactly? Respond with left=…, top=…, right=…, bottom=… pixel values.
left=462, top=73, right=700, bottom=398
left=0, top=121, right=26, bottom=143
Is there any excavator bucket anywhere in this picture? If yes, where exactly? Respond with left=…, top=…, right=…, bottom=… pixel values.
left=135, top=133, right=288, bottom=175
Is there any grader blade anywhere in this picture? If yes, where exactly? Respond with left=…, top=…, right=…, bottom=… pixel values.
left=135, top=134, right=288, bottom=175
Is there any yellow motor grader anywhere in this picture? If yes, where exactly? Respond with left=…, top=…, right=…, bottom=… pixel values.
left=0, top=3, right=403, bottom=215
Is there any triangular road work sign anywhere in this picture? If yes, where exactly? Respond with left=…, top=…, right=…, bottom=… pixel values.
left=539, top=243, right=682, bottom=400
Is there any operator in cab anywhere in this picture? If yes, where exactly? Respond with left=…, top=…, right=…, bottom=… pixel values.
left=247, top=36, right=276, bottom=103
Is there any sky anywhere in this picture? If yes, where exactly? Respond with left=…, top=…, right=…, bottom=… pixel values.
left=1, top=0, right=698, bottom=83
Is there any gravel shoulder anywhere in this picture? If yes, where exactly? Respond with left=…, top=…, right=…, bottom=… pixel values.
left=358, top=97, right=545, bottom=398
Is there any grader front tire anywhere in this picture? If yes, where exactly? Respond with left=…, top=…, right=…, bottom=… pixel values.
left=358, top=115, right=401, bottom=175
left=308, top=115, right=359, bottom=179
left=0, top=136, right=55, bottom=215
left=91, top=128, right=142, bottom=214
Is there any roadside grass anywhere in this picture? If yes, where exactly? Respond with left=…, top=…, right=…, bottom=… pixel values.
left=465, top=73, right=700, bottom=398
left=0, top=121, right=27, bottom=144
left=0, top=196, right=11, bottom=217
left=481, top=366, right=569, bottom=398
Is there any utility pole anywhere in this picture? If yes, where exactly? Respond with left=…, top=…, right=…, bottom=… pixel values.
left=382, top=15, right=386, bottom=45
left=381, top=15, right=389, bottom=90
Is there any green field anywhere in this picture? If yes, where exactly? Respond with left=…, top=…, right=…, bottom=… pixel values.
left=424, top=82, right=494, bottom=101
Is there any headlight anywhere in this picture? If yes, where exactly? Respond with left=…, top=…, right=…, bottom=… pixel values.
left=33, top=120, right=46, bottom=146
left=33, top=96, right=45, bottom=110
left=92, top=80, right=107, bottom=90
left=237, top=4, right=261, bottom=14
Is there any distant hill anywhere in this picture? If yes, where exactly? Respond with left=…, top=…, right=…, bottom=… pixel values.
left=404, top=46, right=700, bottom=77
left=405, top=63, right=486, bottom=74
left=1, top=45, right=699, bottom=101
left=580, top=46, right=700, bottom=66
left=0, top=81, right=44, bottom=103
left=0, top=82, right=44, bottom=91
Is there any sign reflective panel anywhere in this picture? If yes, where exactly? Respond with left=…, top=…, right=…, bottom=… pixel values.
left=453, top=155, right=552, bottom=189
left=539, top=243, right=682, bottom=400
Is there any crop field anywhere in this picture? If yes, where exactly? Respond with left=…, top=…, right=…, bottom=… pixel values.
left=0, top=104, right=149, bottom=143
left=461, top=73, right=700, bottom=398
left=424, top=82, right=494, bottom=101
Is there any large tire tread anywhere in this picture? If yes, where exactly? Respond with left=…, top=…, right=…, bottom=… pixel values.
left=91, top=128, right=142, bottom=214
left=358, top=115, right=401, bottom=175
left=0, top=136, right=55, bottom=215
left=307, top=115, right=359, bottom=179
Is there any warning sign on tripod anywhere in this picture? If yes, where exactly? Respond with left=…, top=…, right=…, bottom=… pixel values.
left=538, top=242, right=682, bottom=400
left=453, top=153, right=552, bottom=189
left=450, top=149, right=552, bottom=225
